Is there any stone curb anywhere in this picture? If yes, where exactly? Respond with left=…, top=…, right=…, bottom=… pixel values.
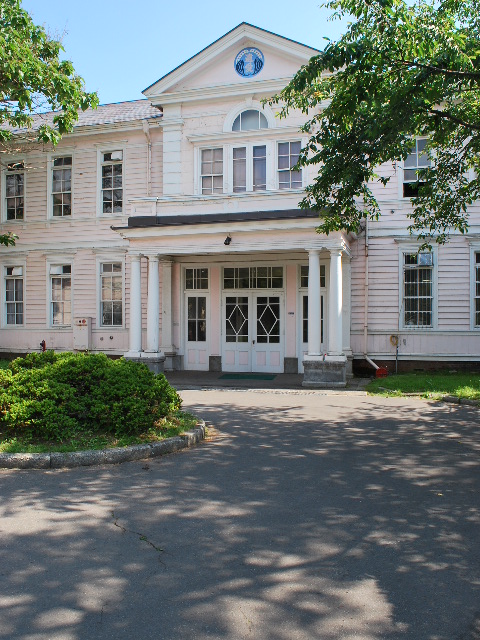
left=441, top=395, right=480, bottom=407
left=173, top=385, right=369, bottom=396
left=0, top=422, right=206, bottom=470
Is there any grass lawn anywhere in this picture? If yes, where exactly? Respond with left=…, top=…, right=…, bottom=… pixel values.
left=367, top=371, right=480, bottom=401
left=0, top=411, right=199, bottom=454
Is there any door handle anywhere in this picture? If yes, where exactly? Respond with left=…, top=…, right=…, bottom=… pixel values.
left=252, top=340, right=256, bottom=345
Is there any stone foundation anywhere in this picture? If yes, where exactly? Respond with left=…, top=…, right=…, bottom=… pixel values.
left=209, top=355, right=222, bottom=372
left=302, top=359, right=347, bottom=388
left=284, top=357, right=299, bottom=374
left=124, top=353, right=165, bottom=374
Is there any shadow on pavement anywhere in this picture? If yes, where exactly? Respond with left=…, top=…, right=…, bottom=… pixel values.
left=0, top=393, right=478, bottom=640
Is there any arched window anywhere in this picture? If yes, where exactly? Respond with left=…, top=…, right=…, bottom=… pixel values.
left=232, top=110, right=268, bottom=132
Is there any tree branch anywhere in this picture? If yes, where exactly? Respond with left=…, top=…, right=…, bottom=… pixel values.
left=429, top=108, right=480, bottom=131
left=400, top=59, right=480, bottom=80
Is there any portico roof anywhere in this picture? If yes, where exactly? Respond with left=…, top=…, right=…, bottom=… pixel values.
left=121, top=208, right=320, bottom=229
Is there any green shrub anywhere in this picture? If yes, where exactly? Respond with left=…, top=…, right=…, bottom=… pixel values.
left=0, top=351, right=182, bottom=441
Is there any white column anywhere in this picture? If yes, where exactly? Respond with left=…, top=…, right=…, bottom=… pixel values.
left=128, top=254, right=142, bottom=354
left=328, top=248, right=343, bottom=356
left=342, top=256, right=352, bottom=355
left=307, top=249, right=322, bottom=355
left=161, top=260, right=173, bottom=351
left=146, top=255, right=160, bottom=353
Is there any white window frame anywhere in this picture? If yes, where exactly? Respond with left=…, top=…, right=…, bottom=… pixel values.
left=398, top=245, right=437, bottom=330
left=399, top=137, right=431, bottom=199
left=199, top=148, right=224, bottom=195
left=222, top=265, right=284, bottom=290
left=232, top=109, right=269, bottom=132
left=96, top=145, right=126, bottom=216
left=48, top=152, right=74, bottom=219
left=45, top=256, right=74, bottom=328
left=470, top=246, right=480, bottom=330
left=185, top=267, right=209, bottom=291
left=277, top=140, right=303, bottom=190
left=2, top=158, right=26, bottom=222
left=228, top=141, right=275, bottom=193
left=49, top=264, right=72, bottom=326
left=96, top=255, right=125, bottom=329
left=2, top=261, right=26, bottom=328
left=182, top=266, right=210, bottom=357
left=223, top=101, right=276, bottom=133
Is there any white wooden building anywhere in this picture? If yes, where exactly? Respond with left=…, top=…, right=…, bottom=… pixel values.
left=1, top=23, right=479, bottom=385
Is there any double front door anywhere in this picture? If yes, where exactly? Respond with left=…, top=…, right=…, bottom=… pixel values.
left=222, top=293, right=284, bottom=373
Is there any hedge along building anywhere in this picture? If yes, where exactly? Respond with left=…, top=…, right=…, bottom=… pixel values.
left=1, top=23, right=480, bottom=385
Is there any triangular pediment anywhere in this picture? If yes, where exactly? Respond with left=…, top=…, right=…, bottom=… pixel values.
left=143, top=23, right=318, bottom=104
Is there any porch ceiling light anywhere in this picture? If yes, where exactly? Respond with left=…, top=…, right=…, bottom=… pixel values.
left=224, top=235, right=232, bottom=246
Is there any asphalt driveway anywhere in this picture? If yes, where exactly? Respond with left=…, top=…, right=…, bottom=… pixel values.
left=0, top=390, right=479, bottom=640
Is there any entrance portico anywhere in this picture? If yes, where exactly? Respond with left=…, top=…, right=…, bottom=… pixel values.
left=118, top=211, right=351, bottom=385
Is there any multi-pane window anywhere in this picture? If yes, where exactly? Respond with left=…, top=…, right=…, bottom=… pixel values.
left=5, top=162, right=24, bottom=220
left=101, top=263, right=122, bottom=326
left=300, top=265, right=326, bottom=289
left=233, top=145, right=266, bottom=192
left=233, top=147, right=247, bottom=192
left=5, top=266, right=23, bottom=325
left=278, top=141, right=302, bottom=189
left=185, top=268, right=208, bottom=290
left=253, top=145, right=266, bottom=191
left=101, top=151, right=123, bottom=213
left=52, top=156, right=72, bottom=217
left=225, top=296, right=249, bottom=342
left=403, top=138, right=431, bottom=197
left=403, top=252, right=433, bottom=327
left=223, top=266, right=283, bottom=289
left=201, top=149, right=223, bottom=194
left=187, top=296, right=206, bottom=342
left=50, top=265, right=71, bottom=325
left=232, top=110, right=268, bottom=132
left=475, top=253, right=480, bottom=327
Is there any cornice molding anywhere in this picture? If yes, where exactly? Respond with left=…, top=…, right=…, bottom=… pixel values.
left=186, top=125, right=304, bottom=144
left=148, top=77, right=293, bottom=106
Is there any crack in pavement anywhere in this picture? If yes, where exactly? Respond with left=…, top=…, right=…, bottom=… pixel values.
left=111, top=511, right=166, bottom=565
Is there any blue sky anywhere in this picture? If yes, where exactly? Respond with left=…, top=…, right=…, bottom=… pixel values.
left=22, top=0, right=348, bottom=105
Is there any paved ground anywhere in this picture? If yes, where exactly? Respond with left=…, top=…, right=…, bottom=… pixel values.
left=0, top=389, right=479, bottom=640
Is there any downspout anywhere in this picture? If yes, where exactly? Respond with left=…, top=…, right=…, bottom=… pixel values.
left=363, top=218, right=383, bottom=373
left=364, top=354, right=379, bottom=370
left=363, top=217, right=369, bottom=358
left=142, top=120, right=152, bottom=197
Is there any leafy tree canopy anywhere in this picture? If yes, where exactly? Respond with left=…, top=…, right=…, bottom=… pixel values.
left=0, top=0, right=98, bottom=246
left=271, top=0, right=480, bottom=246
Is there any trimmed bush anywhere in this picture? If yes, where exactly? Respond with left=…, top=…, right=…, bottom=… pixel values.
left=0, top=352, right=181, bottom=441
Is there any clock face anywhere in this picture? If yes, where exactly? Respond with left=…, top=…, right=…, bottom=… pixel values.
left=234, top=48, right=264, bottom=77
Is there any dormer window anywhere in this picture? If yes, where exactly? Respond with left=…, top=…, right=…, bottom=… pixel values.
left=232, top=110, right=268, bottom=132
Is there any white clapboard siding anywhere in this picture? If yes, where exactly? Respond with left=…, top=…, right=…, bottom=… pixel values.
left=437, top=239, right=471, bottom=330
left=72, top=147, right=97, bottom=217
left=150, top=140, right=164, bottom=196
left=367, top=238, right=400, bottom=330
left=25, top=252, right=47, bottom=325
left=350, top=239, right=366, bottom=331
left=24, top=155, right=48, bottom=223
left=73, top=249, right=98, bottom=324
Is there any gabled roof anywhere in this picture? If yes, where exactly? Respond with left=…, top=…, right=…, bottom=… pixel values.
left=143, top=22, right=319, bottom=98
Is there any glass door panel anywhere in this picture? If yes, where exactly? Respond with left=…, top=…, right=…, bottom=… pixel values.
left=253, top=294, right=283, bottom=373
